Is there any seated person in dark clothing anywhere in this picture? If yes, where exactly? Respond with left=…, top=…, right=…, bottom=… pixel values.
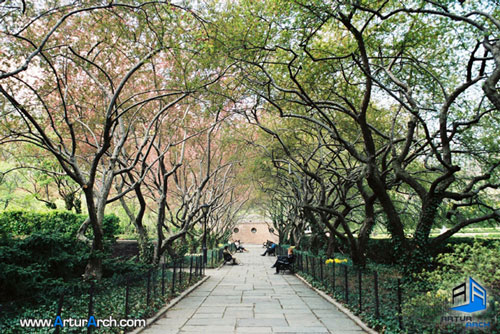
left=271, top=247, right=295, bottom=274
left=261, top=242, right=277, bottom=256
left=234, top=240, right=248, bottom=252
left=223, top=246, right=239, bottom=265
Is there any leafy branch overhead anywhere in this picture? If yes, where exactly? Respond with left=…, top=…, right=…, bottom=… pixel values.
left=0, top=0, right=499, bottom=274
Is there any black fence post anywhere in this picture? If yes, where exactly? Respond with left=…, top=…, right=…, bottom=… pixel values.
left=305, top=255, right=309, bottom=274
left=54, top=291, right=64, bottom=334
left=332, top=262, right=336, bottom=293
left=397, top=278, right=403, bottom=330
left=87, top=281, right=95, bottom=334
left=179, top=258, right=183, bottom=287
left=320, top=257, right=324, bottom=282
left=162, top=264, right=166, bottom=297
left=344, top=266, right=349, bottom=304
left=311, top=257, right=316, bottom=279
left=153, top=268, right=158, bottom=302
left=374, top=271, right=379, bottom=319
left=358, top=269, right=362, bottom=312
left=171, top=260, right=177, bottom=295
left=189, top=256, right=193, bottom=283
left=146, top=269, right=151, bottom=307
left=125, top=280, right=130, bottom=320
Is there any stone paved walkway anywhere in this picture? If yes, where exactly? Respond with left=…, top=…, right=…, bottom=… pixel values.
left=142, top=245, right=367, bottom=334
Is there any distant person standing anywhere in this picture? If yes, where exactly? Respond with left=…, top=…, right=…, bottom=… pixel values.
left=261, top=241, right=276, bottom=256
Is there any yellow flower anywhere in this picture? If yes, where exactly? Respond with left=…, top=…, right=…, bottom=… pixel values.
left=334, top=258, right=348, bottom=263
left=218, top=243, right=224, bottom=248
left=436, top=289, right=446, bottom=297
left=325, top=259, right=334, bottom=264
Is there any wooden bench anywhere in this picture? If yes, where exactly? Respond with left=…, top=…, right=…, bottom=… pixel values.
left=276, top=255, right=295, bottom=274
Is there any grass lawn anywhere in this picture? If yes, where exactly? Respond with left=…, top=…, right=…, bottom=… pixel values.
left=370, top=226, right=500, bottom=239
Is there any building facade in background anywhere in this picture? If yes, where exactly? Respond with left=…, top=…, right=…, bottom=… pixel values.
left=231, top=214, right=279, bottom=245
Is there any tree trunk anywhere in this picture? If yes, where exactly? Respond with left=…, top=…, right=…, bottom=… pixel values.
left=355, top=194, right=376, bottom=267
left=326, top=233, right=336, bottom=258
left=75, top=198, right=82, bottom=214
left=350, top=243, right=365, bottom=267
left=76, top=217, right=91, bottom=244
left=63, top=192, right=75, bottom=211
left=119, top=186, right=151, bottom=262
left=482, top=43, right=500, bottom=111
left=366, top=171, right=408, bottom=252
left=82, top=189, right=104, bottom=280
left=414, top=196, right=442, bottom=246
left=408, top=195, right=443, bottom=270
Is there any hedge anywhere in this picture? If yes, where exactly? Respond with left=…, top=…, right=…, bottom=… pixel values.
left=298, top=235, right=500, bottom=264
left=0, top=210, right=120, bottom=240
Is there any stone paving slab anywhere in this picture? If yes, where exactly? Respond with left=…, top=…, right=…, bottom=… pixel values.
left=141, top=245, right=368, bottom=334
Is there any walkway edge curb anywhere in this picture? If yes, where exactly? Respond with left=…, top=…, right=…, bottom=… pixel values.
left=295, top=273, right=379, bottom=334
left=129, top=275, right=210, bottom=334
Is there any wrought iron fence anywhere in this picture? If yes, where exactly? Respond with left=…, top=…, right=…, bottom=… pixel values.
left=1, top=254, right=206, bottom=334
left=278, top=246, right=405, bottom=331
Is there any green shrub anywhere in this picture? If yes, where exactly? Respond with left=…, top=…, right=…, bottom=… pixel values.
left=0, top=210, right=120, bottom=240
left=293, top=242, right=500, bottom=333
left=0, top=232, right=89, bottom=302
left=0, top=220, right=7, bottom=239
left=102, top=214, right=120, bottom=241
left=365, top=237, right=499, bottom=265
left=423, top=241, right=500, bottom=292
left=102, top=257, right=153, bottom=278
left=1, top=265, right=203, bottom=334
left=404, top=241, right=500, bottom=333
left=366, top=238, right=397, bottom=264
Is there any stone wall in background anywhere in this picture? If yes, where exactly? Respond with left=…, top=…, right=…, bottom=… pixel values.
left=231, top=222, right=279, bottom=245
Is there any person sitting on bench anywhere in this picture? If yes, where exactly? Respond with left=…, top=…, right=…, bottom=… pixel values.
left=261, top=242, right=277, bottom=256
left=271, top=246, right=295, bottom=274
left=234, top=240, right=248, bottom=252
left=223, top=246, right=239, bottom=265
